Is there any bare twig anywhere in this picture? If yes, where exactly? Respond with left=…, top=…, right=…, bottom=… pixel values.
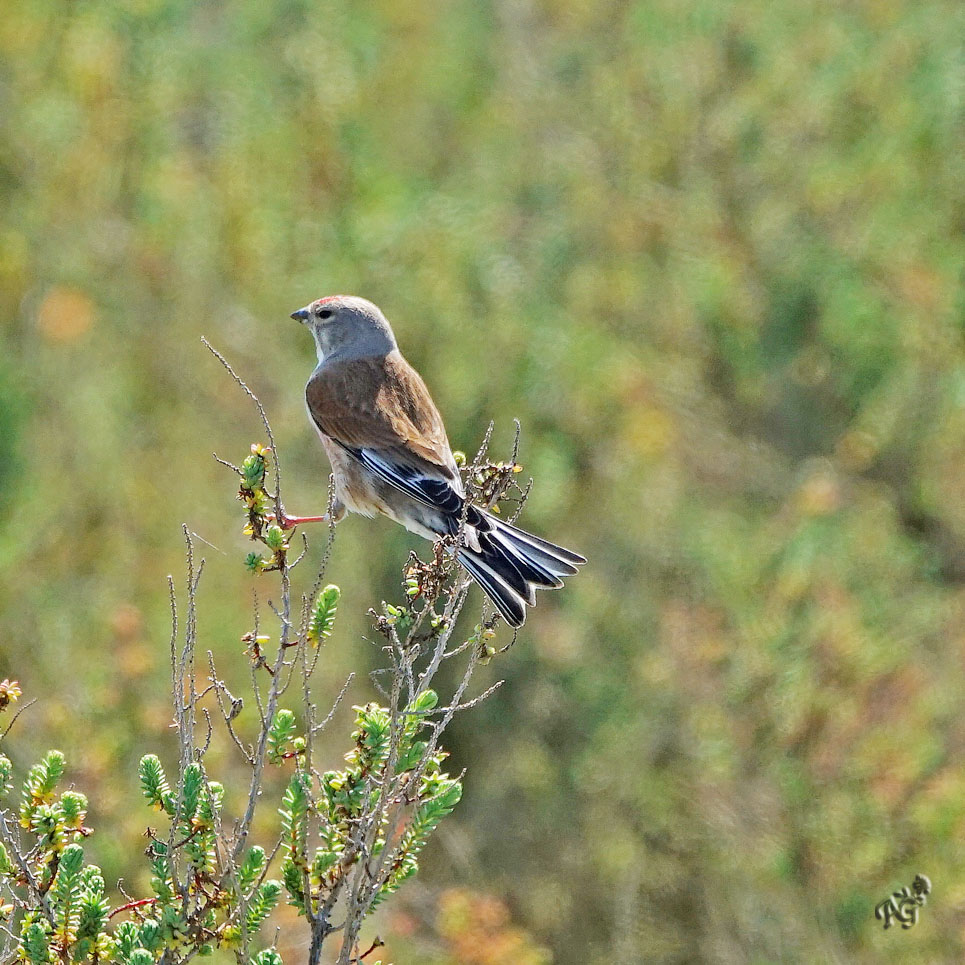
left=0, top=698, right=37, bottom=742
left=201, top=336, right=281, bottom=501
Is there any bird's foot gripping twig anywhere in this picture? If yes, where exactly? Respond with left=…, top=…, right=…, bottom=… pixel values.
left=268, top=512, right=329, bottom=531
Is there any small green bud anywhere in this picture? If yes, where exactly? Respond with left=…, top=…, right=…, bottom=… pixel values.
left=253, top=949, right=284, bottom=965
left=263, top=524, right=288, bottom=552
left=398, top=740, right=428, bottom=772
left=59, top=790, right=88, bottom=828
left=114, top=921, right=139, bottom=957
left=197, top=781, right=224, bottom=825
left=24, top=750, right=65, bottom=803
left=57, top=842, right=84, bottom=877
left=267, top=710, right=298, bottom=765
left=411, top=689, right=438, bottom=714
left=0, top=755, right=12, bottom=795
left=241, top=446, right=268, bottom=490
left=245, top=552, right=268, bottom=573
left=312, top=849, right=337, bottom=880
left=0, top=843, right=14, bottom=877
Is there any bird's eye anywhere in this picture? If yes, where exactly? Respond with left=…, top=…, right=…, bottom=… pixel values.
left=317, top=308, right=333, bottom=320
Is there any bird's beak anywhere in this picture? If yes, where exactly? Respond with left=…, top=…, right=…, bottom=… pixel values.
left=291, top=307, right=310, bottom=322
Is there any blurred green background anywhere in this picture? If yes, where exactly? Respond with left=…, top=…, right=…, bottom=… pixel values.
left=2, top=0, right=964, bottom=961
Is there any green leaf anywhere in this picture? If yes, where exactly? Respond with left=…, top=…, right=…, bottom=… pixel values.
left=138, top=755, right=171, bottom=813
left=21, top=751, right=65, bottom=826
left=199, top=784, right=224, bottom=825
left=253, top=949, right=284, bottom=965
left=410, top=689, right=438, bottom=714
left=186, top=828, right=217, bottom=875
left=349, top=703, right=391, bottom=772
left=267, top=709, right=298, bottom=765
left=180, top=762, right=203, bottom=820
left=113, top=921, right=139, bottom=958
left=320, top=768, right=365, bottom=818
left=148, top=844, right=174, bottom=903
left=0, top=754, right=12, bottom=795
left=197, top=781, right=224, bottom=826
left=38, top=751, right=65, bottom=795
left=0, top=842, right=15, bottom=877
left=138, top=918, right=162, bottom=952
left=307, top=585, right=340, bottom=646
left=281, top=858, right=305, bottom=913
left=238, top=846, right=267, bottom=894
left=397, top=740, right=428, bottom=773
left=58, top=790, right=87, bottom=829
left=241, top=450, right=267, bottom=490
left=245, top=879, right=282, bottom=933
left=402, top=690, right=438, bottom=745
left=279, top=773, right=310, bottom=863
left=22, top=921, right=49, bottom=965
left=51, top=843, right=84, bottom=942
left=245, top=551, right=268, bottom=573
left=373, top=776, right=462, bottom=908
left=76, top=865, right=110, bottom=944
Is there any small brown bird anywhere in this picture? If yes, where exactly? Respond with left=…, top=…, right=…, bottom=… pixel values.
left=288, top=295, right=584, bottom=627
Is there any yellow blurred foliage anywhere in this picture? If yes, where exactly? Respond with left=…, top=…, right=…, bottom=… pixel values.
left=434, top=888, right=552, bottom=965
left=36, top=286, right=95, bottom=343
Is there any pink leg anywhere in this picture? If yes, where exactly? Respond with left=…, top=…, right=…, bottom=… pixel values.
left=267, top=512, right=329, bottom=531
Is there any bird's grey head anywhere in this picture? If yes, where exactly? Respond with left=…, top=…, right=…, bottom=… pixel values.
left=291, top=295, right=397, bottom=363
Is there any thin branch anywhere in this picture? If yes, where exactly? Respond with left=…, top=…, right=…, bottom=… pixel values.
left=206, top=651, right=253, bottom=764
left=212, top=453, right=241, bottom=475
left=0, top=698, right=37, bottom=742
left=202, top=336, right=282, bottom=512
left=310, top=674, right=355, bottom=735
left=0, top=813, right=55, bottom=929
left=107, top=897, right=157, bottom=921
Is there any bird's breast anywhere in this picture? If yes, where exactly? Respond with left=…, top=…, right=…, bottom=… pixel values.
left=311, top=432, right=381, bottom=519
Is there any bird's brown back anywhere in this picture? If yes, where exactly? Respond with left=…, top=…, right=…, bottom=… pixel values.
left=305, top=351, right=455, bottom=473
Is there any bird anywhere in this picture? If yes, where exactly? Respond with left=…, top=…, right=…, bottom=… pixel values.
left=286, top=295, right=585, bottom=627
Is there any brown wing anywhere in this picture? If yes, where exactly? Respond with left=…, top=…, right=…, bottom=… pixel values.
left=305, top=352, right=456, bottom=476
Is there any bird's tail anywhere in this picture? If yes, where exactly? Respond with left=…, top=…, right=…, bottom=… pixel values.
left=457, top=513, right=585, bottom=628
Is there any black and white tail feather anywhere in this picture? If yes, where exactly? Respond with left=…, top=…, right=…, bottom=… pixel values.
left=455, top=512, right=585, bottom=627
left=343, top=441, right=586, bottom=627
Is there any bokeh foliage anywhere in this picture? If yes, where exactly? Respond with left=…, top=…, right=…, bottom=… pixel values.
left=1, top=0, right=963, bottom=961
